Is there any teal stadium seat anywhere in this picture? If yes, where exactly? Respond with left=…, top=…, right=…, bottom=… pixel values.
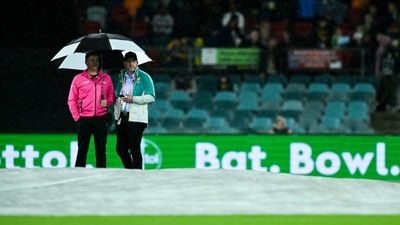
left=152, top=73, right=171, bottom=83
left=205, top=117, right=237, bottom=133
left=250, top=117, right=272, bottom=133
left=149, top=99, right=170, bottom=113
left=240, top=82, right=261, bottom=94
left=244, top=74, right=263, bottom=83
left=329, top=82, right=351, bottom=102
left=154, top=82, right=171, bottom=99
left=193, top=91, right=213, bottom=111
left=238, top=92, right=259, bottom=111
left=290, top=74, right=311, bottom=85
left=314, top=74, right=335, bottom=85
left=161, top=108, right=185, bottom=131
left=257, top=101, right=281, bottom=118
left=350, top=83, right=376, bottom=103
left=267, top=74, right=288, bottom=85
left=281, top=100, right=303, bottom=120
left=196, top=74, right=218, bottom=94
left=169, top=90, right=192, bottom=112
left=214, top=91, right=237, bottom=110
left=284, top=83, right=306, bottom=101
left=325, top=101, right=346, bottom=120
left=307, top=83, right=329, bottom=102
left=184, top=109, right=209, bottom=131
left=231, top=110, right=254, bottom=131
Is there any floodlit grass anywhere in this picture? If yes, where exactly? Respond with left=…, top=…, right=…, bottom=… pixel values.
left=1, top=215, right=399, bottom=225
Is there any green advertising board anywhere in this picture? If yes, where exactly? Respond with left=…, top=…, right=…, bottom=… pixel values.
left=1, top=134, right=399, bottom=181
left=201, top=48, right=260, bottom=65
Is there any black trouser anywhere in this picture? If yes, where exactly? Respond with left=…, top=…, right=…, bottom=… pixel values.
left=76, top=115, right=108, bottom=168
left=116, top=113, right=147, bottom=169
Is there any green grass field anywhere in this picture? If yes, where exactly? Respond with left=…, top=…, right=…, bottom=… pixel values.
left=1, top=215, right=399, bottom=225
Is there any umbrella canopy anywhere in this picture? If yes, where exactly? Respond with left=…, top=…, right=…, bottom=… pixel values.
left=57, top=51, right=152, bottom=70
left=51, top=33, right=152, bottom=70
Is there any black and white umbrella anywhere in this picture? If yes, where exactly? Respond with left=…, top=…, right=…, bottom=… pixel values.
left=51, top=33, right=152, bottom=70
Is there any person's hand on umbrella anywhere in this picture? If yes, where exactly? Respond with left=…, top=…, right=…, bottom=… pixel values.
left=122, top=96, right=134, bottom=103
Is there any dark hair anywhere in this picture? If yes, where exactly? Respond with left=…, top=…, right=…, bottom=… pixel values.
left=124, top=52, right=137, bottom=61
left=85, top=51, right=100, bottom=61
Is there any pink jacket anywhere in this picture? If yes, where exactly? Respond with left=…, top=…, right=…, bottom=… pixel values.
left=68, top=70, right=115, bottom=122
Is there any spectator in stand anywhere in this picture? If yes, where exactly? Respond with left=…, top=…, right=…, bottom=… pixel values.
left=316, top=18, right=332, bottom=48
left=317, top=0, right=348, bottom=24
left=151, top=3, right=174, bottom=36
left=217, top=15, right=245, bottom=47
left=331, top=26, right=350, bottom=48
left=387, top=2, right=400, bottom=24
left=375, top=33, right=400, bottom=112
left=269, top=116, right=292, bottom=134
left=297, top=0, right=317, bottom=19
left=166, top=35, right=189, bottom=67
left=86, top=1, right=107, bottom=29
left=217, top=75, right=233, bottom=91
left=244, top=29, right=262, bottom=48
left=221, top=0, right=245, bottom=33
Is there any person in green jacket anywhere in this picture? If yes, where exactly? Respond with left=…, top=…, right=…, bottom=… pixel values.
left=114, top=52, right=156, bottom=169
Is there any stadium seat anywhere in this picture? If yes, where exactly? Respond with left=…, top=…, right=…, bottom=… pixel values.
left=196, top=74, right=218, bottom=94
left=238, top=92, right=259, bottom=111
left=240, top=83, right=261, bottom=94
left=193, top=91, right=214, bottom=111
left=211, top=107, right=232, bottom=120
left=205, top=117, right=237, bottom=133
left=307, top=83, right=329, bottom=102
left=169, top=90, right=192, bottom=112
left=231, top=110, right=254, bottom=131
left=261, top=83, right=283, bottom=103
left=228, top=73, right=242, bottom=89
left=257, top=100, right=281, bottom=119
left=325, top=101, right=346, bottom=120
left=290, top=74, right=311, bottom=85
left=298, top=115, right=319, bottom=132
left=214, top=91, right=237, bottom=110
left=149, top=99, right=170, bottom=113
left=350, top=83, right=376, bottom=103
left=281, top=100, right=303, bottom=120
left=329, top=82, right=351, bottom=102
left=284, top=83, right=306, bottom=101
left=144, top=124, right=168, bottom=134
left=244, top=74, right=263, bottom=83
left=316, top=116, right=345, bottom=133
left=314, top=74, right=335, bottom=85
left=153, top=73, right=171, bottom=83
left=154, top=82, right=171, bottom=99
left=357, top=75, right=377, bottom=86
left=267, top=74, right=288, bottom=85
left=161, top=108, right=185, bottom=130
left=336, top=75, right=357, bottom=85
left=348, top=101, right=369, bottom=114
left=250, top=117, right=272, bottom=133
left=184, top=108, right=209, bottom=131
left=148, top=108, right=162, bottom=126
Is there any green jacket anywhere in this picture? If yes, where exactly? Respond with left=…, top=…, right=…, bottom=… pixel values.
left=115, top=67, right=155, bottom=98
left=114, top=67, right=155, bottom=124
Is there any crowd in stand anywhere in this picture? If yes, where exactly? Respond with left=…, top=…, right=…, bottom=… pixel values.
left=78, top=0, right=400, bottom=111
left=77, top=1, right=397, bottom=69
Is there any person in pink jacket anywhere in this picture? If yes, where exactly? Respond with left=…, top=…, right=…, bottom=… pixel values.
left=68, top=52, right=115, bottom=168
